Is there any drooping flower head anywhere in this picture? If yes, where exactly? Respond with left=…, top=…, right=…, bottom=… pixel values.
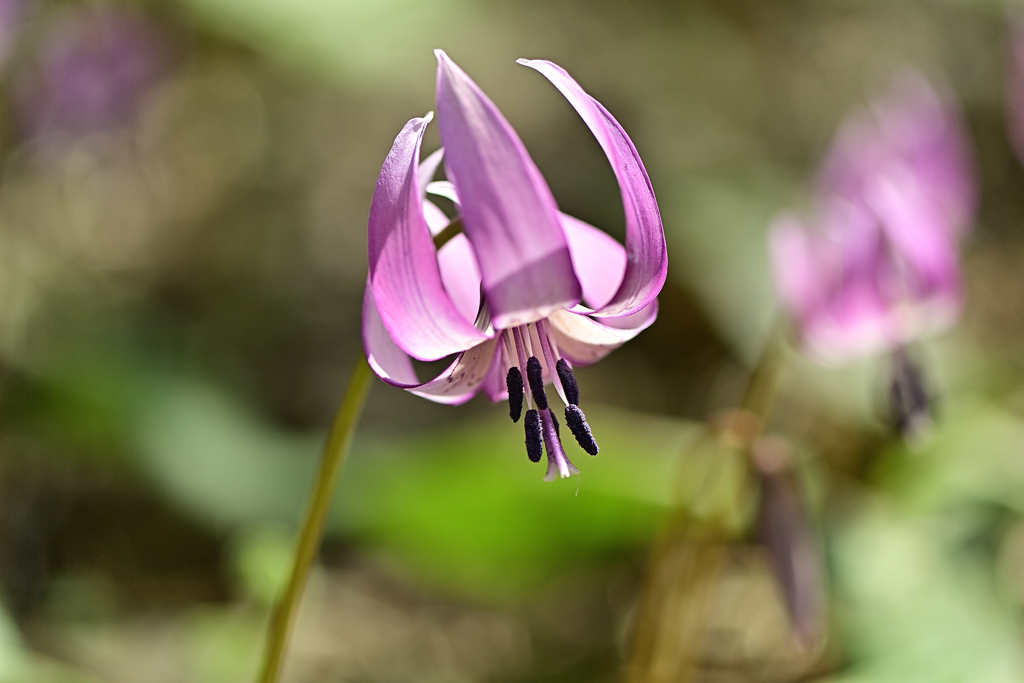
left=363, top=50, right=667, bottom=480
left=769, top=71, right=975, bottom=366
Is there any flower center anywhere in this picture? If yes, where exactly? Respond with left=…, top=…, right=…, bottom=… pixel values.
left=502, top=320, right=599, bottom=481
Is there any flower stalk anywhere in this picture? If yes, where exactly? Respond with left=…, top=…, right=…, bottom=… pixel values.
left=255, top=355, right=374, bottom=683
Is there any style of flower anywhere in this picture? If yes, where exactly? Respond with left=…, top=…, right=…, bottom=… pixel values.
left=363, top=50, right=667, bottom=480
left=769, top=71, right=975, bottom=366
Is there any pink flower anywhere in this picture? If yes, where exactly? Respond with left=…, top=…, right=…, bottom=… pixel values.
left=770, top=72, right=975, bottom=365
left=363, top=51, right=667, bottom=479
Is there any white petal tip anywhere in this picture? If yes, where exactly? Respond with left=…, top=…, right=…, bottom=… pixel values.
left=515, top=58, right=530, bottom=65
left=423, top=110, right=434, bottom=124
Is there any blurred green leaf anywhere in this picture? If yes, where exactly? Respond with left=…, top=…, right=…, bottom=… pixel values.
left=825, top=501, right=1024, bottom=683
left=177, top=0, right=489, bottom=92
left=132, top=376, right=696, bottom=597
left=228, top=523, right=295, bottom=606
left=873, top=403, right=1024, bottom=514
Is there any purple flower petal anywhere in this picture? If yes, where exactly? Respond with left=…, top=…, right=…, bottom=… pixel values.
left=517, top=58, right=667, bottom=319
left=546, top=306, right=657, bottom=366
left=771, top=201, right=961, bottom=365
left=771, top=71, right=973, bottom=364
left=819, top=71, right=974, bottom=240
left=363, top=283, right=499, bottom=405
left=425, top=180, right=459, bottom=204
left=362, top=279, right=419, bottom=386
left=481, top=345, right=509, bottom=402
left=437, top=233, right=482, bottom=324
left=367, top=113, right=490, bottom=361
left=422, top=198, right=451, bottom=236
left=560, top=213, right=627, bottom=311
left=866, top=173, right=962, bottom=299
left=418, top=147, right=444, bottom=191
left=768, top=214, right=822, bottom=326
left=434, top=49, right=581, bottom=330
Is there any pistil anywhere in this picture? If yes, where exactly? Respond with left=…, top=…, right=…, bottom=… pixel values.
left=504, top=320, right=598, bottom=473
left=540, top=407, right=578, bottom=481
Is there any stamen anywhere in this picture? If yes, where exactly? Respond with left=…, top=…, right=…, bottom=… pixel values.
left=555, top=359, right=580, bottom=406
left=510, top=327, right=532, bottom=410
left=525, top=409, right=542, bottom=462
left=506, top=367, right=524, bottom=422
left=889, top=348, right=931, bottom=438
left=513, top=326, right=532, bottom=365
left=565, top=405, right=599, bottom=455
left=536, top=320, right=568, bottom=406
left=526, top=356, right=548, bottom=410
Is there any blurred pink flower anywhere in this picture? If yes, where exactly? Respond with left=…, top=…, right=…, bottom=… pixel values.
left=363, top=51, right=667, bottom=479
left=15, top=5, right=171, bottom=144
left=769, top=72, right=975, bottom=365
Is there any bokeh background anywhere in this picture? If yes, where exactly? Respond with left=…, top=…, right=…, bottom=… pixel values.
left=1, top=0, right=1023, bottom=681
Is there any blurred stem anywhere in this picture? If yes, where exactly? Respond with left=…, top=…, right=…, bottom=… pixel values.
left=256, top=355, right=373, bottom=683
left=624, top=327, right=789, bottom=683
left=739, top=325, right=787, bottom=423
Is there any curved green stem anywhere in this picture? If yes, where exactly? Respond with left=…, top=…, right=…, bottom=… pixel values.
left=256, top=355, right=374, bottom=683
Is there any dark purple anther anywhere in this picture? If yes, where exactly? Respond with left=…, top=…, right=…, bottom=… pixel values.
left=526, top=356, right=548, bottom=410
left=506, top=366, right=523, bottom=422
left=555, top=358, right=579, bottom=405
left=524, top=409, right=542, bottom=462
left=564, top=405, right=598, bottom=455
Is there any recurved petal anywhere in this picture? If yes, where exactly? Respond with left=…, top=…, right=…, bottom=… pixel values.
left=560, top=213, right=627, bottom=311
left=518, top=58, right=667, bottom=319
left=434, top=49, right=581, bottom=329
left=866, top=172, right=961, bottom=297
left=367, top=113, right=489, bottom=361
left=363, top=282, right=498, bottom=405
left=546, top=306, right=656, bottom=366
left=363, top=279, right=422, bottom=387
left=437, top=232, right=482, bottom=324
left=767, top=213, right=822, bottom=323
left=422, top=198, right=450, bottom=236
left=426, top=180, right=460, bottom=204
left=419, top=147, right=445, bottom=191
left=481, top=341, right=510, bottom=402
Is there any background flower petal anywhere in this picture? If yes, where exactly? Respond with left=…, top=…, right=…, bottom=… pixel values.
left=518, top=58, right=666, bottom=319
left=434, top=49, right=580, bottom=330
left=367, top=113, right=489, bottom=361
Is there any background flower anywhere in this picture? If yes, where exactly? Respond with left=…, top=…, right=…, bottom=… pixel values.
left=769, top=72, right=975, bottom=364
